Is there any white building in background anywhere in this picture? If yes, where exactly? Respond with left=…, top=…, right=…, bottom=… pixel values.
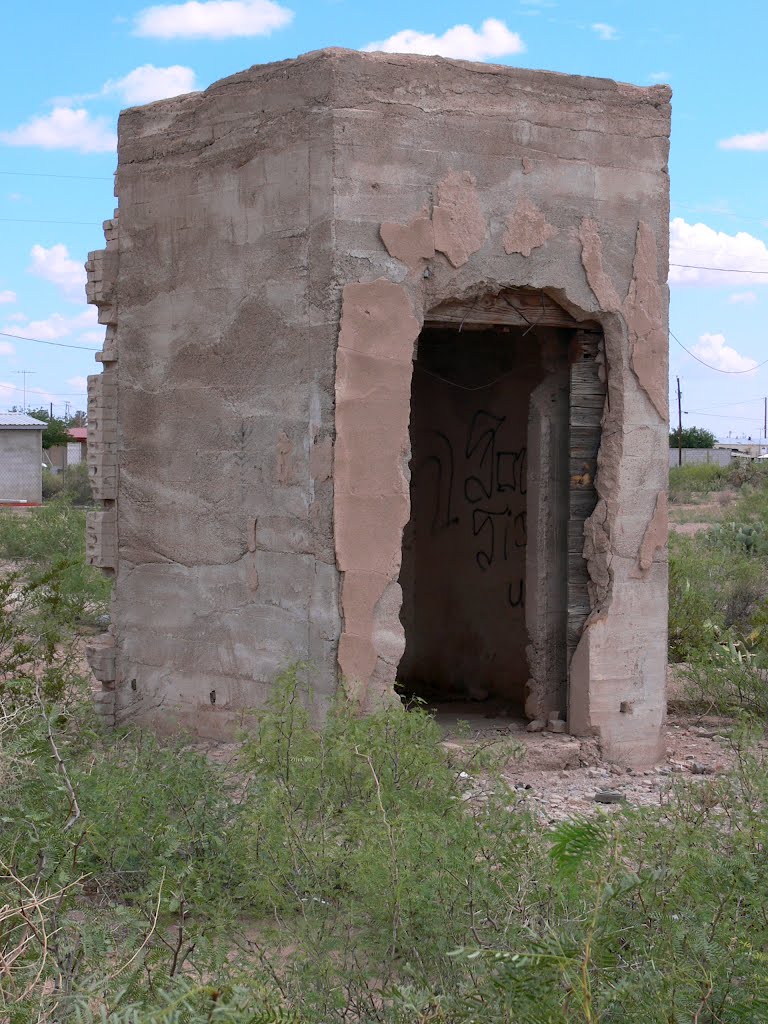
left=0, top=412, right=46, bottom=507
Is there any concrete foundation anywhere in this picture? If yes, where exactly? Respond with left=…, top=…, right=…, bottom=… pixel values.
left=85, top=49, right=670, bottom=764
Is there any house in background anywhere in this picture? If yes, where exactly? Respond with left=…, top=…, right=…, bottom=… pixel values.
left=47, top=426, right=88, bottom=473
left=67, top=427, right=88, bottom=466
left=0, top=412, right=46, bottom=507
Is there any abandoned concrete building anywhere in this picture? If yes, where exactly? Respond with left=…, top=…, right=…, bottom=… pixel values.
left=85, top=49, right=671, bottom=765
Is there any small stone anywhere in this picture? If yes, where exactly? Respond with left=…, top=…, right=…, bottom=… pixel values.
left=594, top=790, right=626, bottom=804
left=527, top=719, right=546, bottom=733
left=689, top=762, right=714, bottom=775
left=547, top=719, right=567, bottom=734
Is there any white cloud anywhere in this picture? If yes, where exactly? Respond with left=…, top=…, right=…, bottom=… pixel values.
left=669, top=217, right=768, bottom=287
left=103, top=64, right=198, bottom=105
left=0, top=107, right=116, bottom=154
left=0, top=290, right=16, bottom=305
left=690, top=333, right=758, bottom=374
left=134, top=0, right=293, bottom=38
left=719, top=131, right=768, bottom=152
left=649, top=70, right=670, bottom=82
left=0, top=343, right=16, bottom=357
left=592, top=22, right=618, bottom=40
left=28, top=244, right=86, bottom=301
left=728, top=291, right=758, bottom=304
left=364, top=18, right=525, bottom=61
left=0, top=308, right=97, bottom=343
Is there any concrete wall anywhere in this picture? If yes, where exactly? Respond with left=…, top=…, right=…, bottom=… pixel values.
left=86, top=49, right=671, bottom=764
left=669, top=448, right=732, bottom=468
left=0, top=429, right=43, bottom=504
left=85, top=55, right=339, bottom=735
left=329, top=52, right=670, bottom=763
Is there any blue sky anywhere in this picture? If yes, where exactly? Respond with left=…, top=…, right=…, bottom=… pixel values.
left=1, top=0, right=766, bottom=439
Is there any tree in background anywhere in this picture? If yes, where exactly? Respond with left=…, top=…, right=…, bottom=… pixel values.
left=18, top=408, right=71, bottom=450
left=10, top=407, right=87, bottom=449
left=669, top=426, right=717, bottom=449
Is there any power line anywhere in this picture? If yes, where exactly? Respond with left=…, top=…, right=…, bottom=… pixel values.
left=671, top=203, right=768, bottom=227
left=686, top=411, right=764, bottom=422
left=0, top=170, right=112, bottom=181
left=670, top=329, right=768, bottom=374
left=670, top=262, right=768, bottom=276
left=0, top=217, right=102, bottom=226
left=0, top=382, right=86, bottom=397
left=0, top=329, right=99, bottom=352
left=686, top=397, right=766, bottom=412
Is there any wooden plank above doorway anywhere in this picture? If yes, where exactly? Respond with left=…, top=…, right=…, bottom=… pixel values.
left=424, top=288, right=600, bottom=332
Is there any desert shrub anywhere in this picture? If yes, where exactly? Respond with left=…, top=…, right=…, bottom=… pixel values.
left=60, top=461, right=94, bottom=505
left=668, top=462, right=728, bottom=501
left=0, top=503, right=110, bottom=628
left=42, top=467, right=64, bottom=500
left=669, top=461, right=768, bottom=503
left=708, top=520, right=768, bottom=557
left=668, top=531, right=767, bottom=659
left=4, top=664, right=768, bottom=1021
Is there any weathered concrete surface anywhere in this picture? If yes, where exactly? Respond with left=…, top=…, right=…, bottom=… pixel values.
left=0, top=417, right=45, bottom=505
left=86, top=48, right=670, bottom=763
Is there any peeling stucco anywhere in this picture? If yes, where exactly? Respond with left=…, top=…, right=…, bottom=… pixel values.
left=503, top=197, right=557, bottom=257
left=432, top=171, right=487, bottom=268
left=334, top=279, right=420, bottom=707
left=380, top=211, right=435, bottom=269
left=625, top=222, right=669, bottom=421
left=637, top=491, right=668, bottom=573
left=582, top=497, right=612, bottom=611
left=579, top=218, right=668, bottom=423
left=578, top=217, right=622, bottom=312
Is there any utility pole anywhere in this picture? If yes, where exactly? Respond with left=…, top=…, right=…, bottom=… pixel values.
left=764, top=396, right=766, bottom=440
left=13, top=370, right=36, bottom=411
left=677, top=376, right=683, bottom=467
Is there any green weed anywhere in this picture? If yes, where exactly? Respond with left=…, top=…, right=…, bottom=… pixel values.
left=0, top=503, right=110, bottom=629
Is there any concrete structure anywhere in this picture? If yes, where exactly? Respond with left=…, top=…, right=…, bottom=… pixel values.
left=85, top=49, right=671, bottom=764
left=669, top=448, right=732, bottom=468
left=48, top=427, right=88, bottom=474
left=0, top=413, right=45, bottom=507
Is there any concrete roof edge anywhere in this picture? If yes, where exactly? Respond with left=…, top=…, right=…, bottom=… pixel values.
left=116, top=46, right=671, bottom=121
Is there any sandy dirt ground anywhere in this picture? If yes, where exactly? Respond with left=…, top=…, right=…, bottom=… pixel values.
left=439, top=706, right=737, bottom=823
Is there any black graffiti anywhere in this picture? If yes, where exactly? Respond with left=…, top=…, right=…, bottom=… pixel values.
left=508, top=578, right=525, bottom=608
left=464, top=410, right=504, bottom=503
left=496, top=448, right=527, bottom=495
left=472, top=508, right=527, bottom=570
left=418, top=402, right=528, bottom=611
left=415, top=430, right=460, bottom=536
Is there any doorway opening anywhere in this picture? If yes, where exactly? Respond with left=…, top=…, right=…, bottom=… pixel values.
left=397, top=291, right=603, bottom=721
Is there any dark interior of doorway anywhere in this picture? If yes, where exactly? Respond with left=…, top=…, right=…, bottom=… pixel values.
left=397, top=324, right=559, bottom=716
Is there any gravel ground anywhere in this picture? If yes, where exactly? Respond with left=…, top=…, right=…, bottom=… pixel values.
left=439, top=707, right=739, bottom=823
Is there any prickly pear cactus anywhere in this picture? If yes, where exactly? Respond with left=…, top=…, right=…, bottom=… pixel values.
left=708, top=521, right=768, bottom=556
